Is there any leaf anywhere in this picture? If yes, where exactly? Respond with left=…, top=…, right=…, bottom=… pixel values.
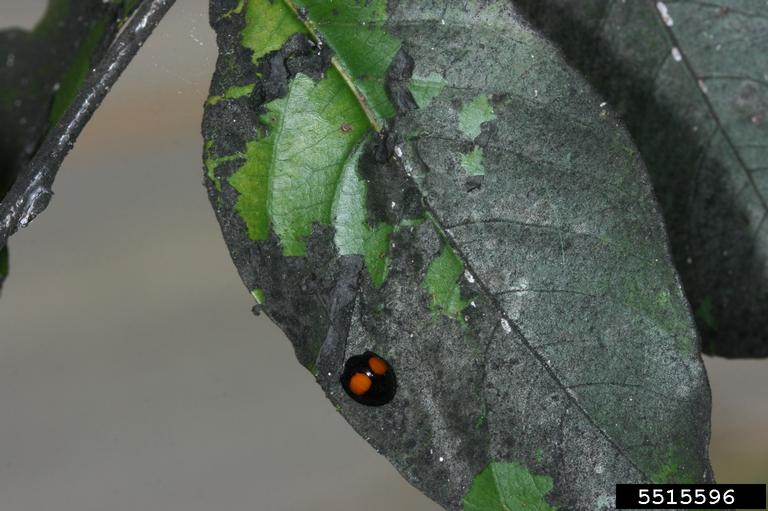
left=0, top=0, right=131, bottom=287
left=0, top=0, right=142, bottom=288
left=0, top=0, right=175, bottom=280
left=203, top=1, right=713, bottom=509
left=1, top=0, right=131, bottom=195
left=463, top=462, right=556, bottom=511
left=513, top=0, right=768, bottom=358
left=423, top=242, right=470, bottom=320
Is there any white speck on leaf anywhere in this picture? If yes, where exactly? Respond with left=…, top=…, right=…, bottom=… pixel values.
left=464, top=270, right=475, bottom=283
left=500, top=318, right=512, bottom=334
left=671, top=47, right=682, bottom=61
left=656, top=1, right=674, bottom=26
left=698, top=79, right=709, bottom=94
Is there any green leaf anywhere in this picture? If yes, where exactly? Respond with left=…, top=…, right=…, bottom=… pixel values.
left=242, top=0, right=306, bottom=58
left=250, top=288, right=265, bottom=305
left=205, top=84, right=255, bottom=106
left=461, top=146, right=486, bottom=177
left=332, top=140, right=393, bottom=288
left=464, top=462, right=556, bottom=511
left=0, top=0, right=143, bottom=290
left=458, top=94, right=496, bottom=139
left=408, top=72, right=447, bottom=110
left=203, top=1, right=713, bottom=509
left=227, top=71, right=385, bottom=266
left=514, top=0, right=768, bottom=358
left=424, top=242, right=469, bottom=320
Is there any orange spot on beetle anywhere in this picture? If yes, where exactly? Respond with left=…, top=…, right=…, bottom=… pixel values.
left=348, top=372, right=372, bottom=396
left=368, top=356, right=388, bottom=376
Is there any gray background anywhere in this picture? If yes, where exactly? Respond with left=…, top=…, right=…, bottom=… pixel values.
left=0, top=2, right=765, bottom=510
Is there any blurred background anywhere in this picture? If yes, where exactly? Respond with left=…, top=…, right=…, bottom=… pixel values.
left=0, top=2, right=765, bottom=510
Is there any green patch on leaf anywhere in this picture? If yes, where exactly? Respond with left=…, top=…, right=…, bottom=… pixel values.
left=332, top=140, right=393, bottom=287
left=251, top=288, right=265, bottom=304
left=458, top=94, right=496, bottom=139
left=242, top=0, right=307, bottom=60
left=206, top=83, right=255, bottom=106
left=227, top=94, right=285, bottom=242
left=408, top=72, right=447, bottom=109
left=695, top=297, right=717, bottom=330
left=461, top=146, right=485, bottom=176
left=617, top=270, right=692, bottom=355
left=651, top=446, right=697, bottom=484
left=424, top=242, right=469, bottom=320
left=474, top=411, right=486, bottom=430
left=205, top=140, right=244, bottom=192
left=218, top=0, right=245, bottom=21
left=463, top=462, right=557, bottom=511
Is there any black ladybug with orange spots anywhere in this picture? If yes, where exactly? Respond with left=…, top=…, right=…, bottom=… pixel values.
left=340, top=351, right=396, bottom=406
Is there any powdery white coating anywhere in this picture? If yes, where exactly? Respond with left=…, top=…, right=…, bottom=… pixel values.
left=656, top=1, right=674, bottom=26
left=18, top=186, right=51, bottom=228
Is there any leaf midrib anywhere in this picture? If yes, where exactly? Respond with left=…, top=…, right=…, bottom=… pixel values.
left=279, top=0, right=383, bottom=131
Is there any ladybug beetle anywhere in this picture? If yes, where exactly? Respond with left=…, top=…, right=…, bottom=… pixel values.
left=340, top=351, right=397, bottom=406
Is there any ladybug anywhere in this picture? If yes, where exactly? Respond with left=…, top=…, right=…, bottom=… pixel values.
left=340, top=351, right=397, bottom=406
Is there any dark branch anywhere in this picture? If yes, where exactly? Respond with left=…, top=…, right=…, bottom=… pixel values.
left=0, top=0, right=177, bottom=250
